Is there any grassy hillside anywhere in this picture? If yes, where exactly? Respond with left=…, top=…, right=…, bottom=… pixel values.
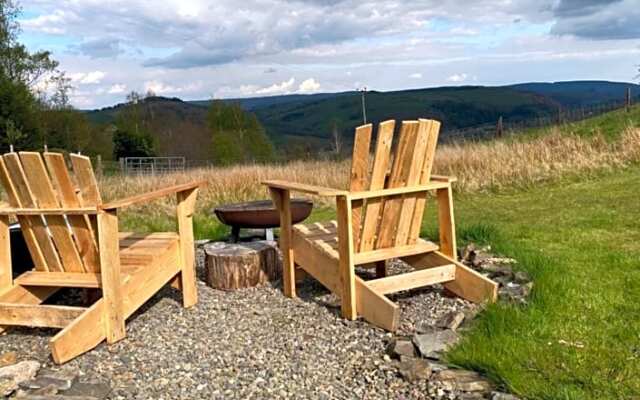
left=511, top=80, right=640, bottom=107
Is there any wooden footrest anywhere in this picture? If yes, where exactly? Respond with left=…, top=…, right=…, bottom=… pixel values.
left=366, top=264, right=455, bottom=295
left=15, top=272, right=102, bottom=288
left=0, top=303, right=86, bottom=328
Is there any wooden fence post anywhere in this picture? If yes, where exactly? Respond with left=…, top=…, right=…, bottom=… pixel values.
left=496, top=116, right=503, bottom=138
left=627, top=87, right=632, bottom=112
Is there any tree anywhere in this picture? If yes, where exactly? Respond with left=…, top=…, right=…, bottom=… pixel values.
left=208, top=101, right=275, bottom=165
left=0, top=72, right=41, bottom=151
left=112, top=93, right=157, bottom=158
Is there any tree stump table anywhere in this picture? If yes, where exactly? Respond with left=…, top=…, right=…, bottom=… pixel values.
left=204, top=241, right=282, bottom=290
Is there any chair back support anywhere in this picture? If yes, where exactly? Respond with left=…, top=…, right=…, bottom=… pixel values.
left=350, top=119, right=441, bottom=252
left=0, top=152, right=101, bottom=273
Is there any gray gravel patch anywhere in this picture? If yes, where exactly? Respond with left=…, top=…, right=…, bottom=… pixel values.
left=0, top=251, right=477, bottom=399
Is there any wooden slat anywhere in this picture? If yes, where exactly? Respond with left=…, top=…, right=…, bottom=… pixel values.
left=0, top=157, right=47, bottom=270
left=177, top=187, right=198, bottom=307
left=375, top=121, right=420, bottom=248
left=348, top=181, right=449, bottom=200
left=436, top=186, right=457, bottom=259
left=0, top=303, right=85, bottom=328
left=263, top=180, right=347, bottom=197
left=291, top=230, right=342, bottom=295
left=0, top=216, right=10, bottom=292
left=0, top=207, right=98, bottom=215
left=349, top=124, right=372, bottom=250
left=16, top=271, right=102, bottom=288
left=395, top=120, right=432, bottom=245
left=353, top=239, right=439, bottom=265
left=336, top=195, right=356, bottom=320
left=2, top=154, right=63, bottom=271
left=100, top=181, right=203, bottom=210
left=0, top=285, right=59, bottom=334
left=44, top=153, right=100, bottom=272
left=19, top=152, right=85, bottom=272
left=366, top=264, right=455, bottom=295
left=70, top=154, right=102, bottom=205
left=97, top=210, right=125, bottom=343
left=402, top=251, right=498, bottom=303
left=270, top=188, right=296, bottom=297
left=407, top=119, right=441, bottom=244
left=355, top=276, right=399, bottom=331
left=359, top=120, right=395, bottom=252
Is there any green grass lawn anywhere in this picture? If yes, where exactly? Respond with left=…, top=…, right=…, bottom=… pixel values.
left=434, top=166, right=640, bottom=399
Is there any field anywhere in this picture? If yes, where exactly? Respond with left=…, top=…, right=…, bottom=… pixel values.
left=91, top=106, right=640, bottom=399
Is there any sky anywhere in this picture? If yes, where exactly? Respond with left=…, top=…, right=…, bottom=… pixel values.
left=17, top=0, right=640, bottom=109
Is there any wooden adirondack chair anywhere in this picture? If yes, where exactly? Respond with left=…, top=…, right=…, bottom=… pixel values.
left=264, top=119, right=498, bottom=331
left=0, top=152, right=202, bottom=364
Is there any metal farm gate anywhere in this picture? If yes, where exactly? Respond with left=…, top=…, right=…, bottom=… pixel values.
left=121, top=157, right=186, bottom=175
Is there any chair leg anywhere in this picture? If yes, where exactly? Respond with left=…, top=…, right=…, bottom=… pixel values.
left=437, top=186, right=458, bottom=260
left=269, top=188, right=296, bottom=298
left=177, top=188, right=199, bottom=308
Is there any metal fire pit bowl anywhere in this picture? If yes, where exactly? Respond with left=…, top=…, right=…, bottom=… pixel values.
left=214, top=199, right=313, bottom=242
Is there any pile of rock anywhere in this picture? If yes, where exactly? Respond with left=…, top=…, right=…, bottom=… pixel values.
left=460, top=243, right=534, bottom=305
left=0, top=352, right=110, bottom=399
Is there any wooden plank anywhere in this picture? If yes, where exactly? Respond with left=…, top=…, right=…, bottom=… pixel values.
left=70, top=154, right=102, bottom=205
left=176, top=187, right=199, bottom=308
left=2, top=153, right=63, bottom=271
left=353, top=239, right=439, bottom=265
left=0, top=207, right=98, bottom=215
left=97, top=210, right=125, bottom=344
left=366, top=264, right=455, bottom=295
left=0, top=303, right=85, bottom=329
left=359, top=120, right=395, bottom=252
left=0, top=156, right=47, bottom=270
left=355, top=276, right=399, bottom=331
left=269, top=188, right=296, bottom=297
left=100, top=181, right=203, bottom=210
left=402, top=251, right=498, bottom=303
left=375, top=121, right=420, bottom=248
left=263, top=180, right=347, bottom=197
left=51, top=241, right=181, bottom=364
left=349, top=124, right=372, bottom=250
left=16, top=271, right=102, bottom=288
left=44, top=153, right=100, bottom=272
left=349, top=181, right=449, bottom=200
left=0, top=216, right=10, bottom=292
left=19, top=152, right=85, bottom=272
left=291, top=230, right=341, bottom=295
left=395, top=120, right=432, bottom=245
left=0, top=285, right=59, bottom=334
left=336, top=195, right=356, bottom=320
left=408, top=120, right=441, bottom=244
left=436, top=186, right=457, bottom=259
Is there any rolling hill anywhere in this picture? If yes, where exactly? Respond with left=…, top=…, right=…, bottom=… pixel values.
left=85, top=80, right=639, bottom=158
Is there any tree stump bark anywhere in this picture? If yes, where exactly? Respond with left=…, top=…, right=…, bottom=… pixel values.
left=204, top=241, right=282, bottom=290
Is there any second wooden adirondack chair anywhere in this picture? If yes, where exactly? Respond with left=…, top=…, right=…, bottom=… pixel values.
left=264, top=119, right=498, bottom=331
left=0, top=152, right=202, bottom=363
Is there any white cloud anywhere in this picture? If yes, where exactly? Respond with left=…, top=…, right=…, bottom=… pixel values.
left=255, top=78, right=296, bottom=95
left=409, top=73, right=422, bottom=79
left=68, top=71, right=105, bottom=84
left=107, top=84, right=126, bottom=94
left=298, top=78, right=321, bottom=93
left=447, top=73, right=468, bottom=82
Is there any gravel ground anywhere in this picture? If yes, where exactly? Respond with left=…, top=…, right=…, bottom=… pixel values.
left=0, top=250, right=476, bottom=399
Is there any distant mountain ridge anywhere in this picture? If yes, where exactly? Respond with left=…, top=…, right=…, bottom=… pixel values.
left=85, top=80, right=640, bottom=158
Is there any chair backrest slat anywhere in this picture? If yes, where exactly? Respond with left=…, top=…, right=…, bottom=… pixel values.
left=2, top=153, right=63, bottom=271
left=406, top=119, right=440, bottom=244
left=19, top=152, right=85, bottom=272
left=394, top=120, right=432, bottom=245
left=375, top=121, right=420, bottom=248
left=44, top=153, right=100, bottom=272
left=358, top=120, right=395, bottom=252
left=0, top=157, right=48, bottom=270
left=70, top=154, right=102, bottom=206
left=349, top=124, right=372, bottom=250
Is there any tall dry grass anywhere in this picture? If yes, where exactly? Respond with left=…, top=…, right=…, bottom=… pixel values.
left=99, top=127, right=640, bottom=215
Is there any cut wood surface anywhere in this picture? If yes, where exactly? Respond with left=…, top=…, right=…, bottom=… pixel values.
left=204, top=241, right=282, bottom=290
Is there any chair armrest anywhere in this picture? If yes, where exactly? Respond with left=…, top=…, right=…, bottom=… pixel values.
left=430, top=175, right=457, bottom=183
left=263, top=180, right=348, bottom=197
left=349, top=181, right=451, bottom=200
left=0, top=207, right=98, bottom=215
left=100, top=181, right=205, bottom=210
